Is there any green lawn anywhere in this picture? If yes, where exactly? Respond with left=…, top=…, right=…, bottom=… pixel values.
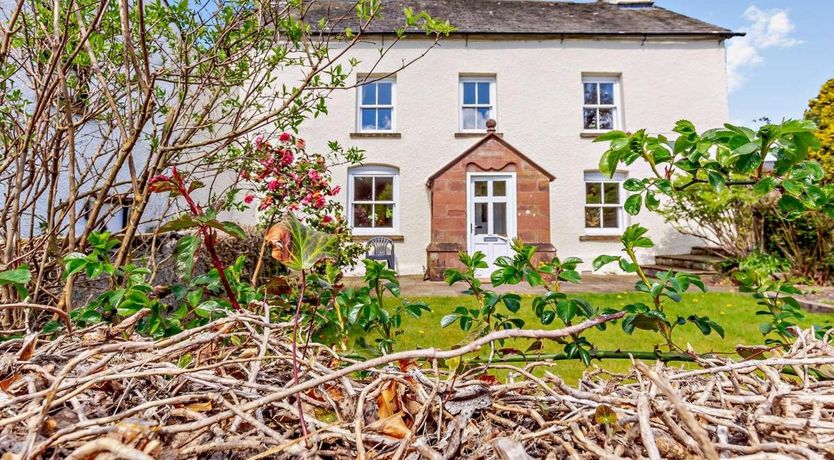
left=388, top=291, right=834, bottom=383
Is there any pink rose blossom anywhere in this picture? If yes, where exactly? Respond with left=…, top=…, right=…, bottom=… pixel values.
left=279, top=132, right=292, bottom=142
left=254, top=134, right=264, bottom=149
left=280, top=150, right=294, bottom=166
left=307, top=169, right=321, bottom=181
left=244, top=194, right=255, bottom=204
left=267, top=180, right=279, bottom=191
left=322, top=215, right=333, bottom=223
left=314, top=194, right=326, bottom=209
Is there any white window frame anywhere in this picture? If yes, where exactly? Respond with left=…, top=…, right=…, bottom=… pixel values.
left=347, top=165, right=400, bottom=235
left=459, top=76, right=496, bottom=132
left=581, top=76, right=621, bottom=132
left=356, top=78, right=397, bottom=133
left=583, top=171, right=627, bottom=235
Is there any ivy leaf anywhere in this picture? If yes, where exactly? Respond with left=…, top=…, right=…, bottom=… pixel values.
left=174, top=235, right=201, bottom=280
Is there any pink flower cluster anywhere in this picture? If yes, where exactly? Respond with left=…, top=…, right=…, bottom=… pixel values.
left=237, top=132, right=344, bottom=231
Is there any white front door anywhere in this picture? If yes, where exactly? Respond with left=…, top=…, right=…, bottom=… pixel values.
left=468, top=174, right=516, bottom=278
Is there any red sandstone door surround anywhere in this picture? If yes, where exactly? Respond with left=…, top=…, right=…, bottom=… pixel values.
left=425, top=121, right=556, bottom=281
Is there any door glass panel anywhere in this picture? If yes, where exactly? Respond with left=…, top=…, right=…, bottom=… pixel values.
left=493, top=180, right=506, bottom=197
left=354, top=177, right=373, bottom=201
left=474, top=203, right=488, bottom=235
left=474, top=181, right=488, bottom=197
left=585, top=207, right=601, bottom=228
left=493, top=202, right=507, bottom=236
left=374, top=204, right=394, bottom=228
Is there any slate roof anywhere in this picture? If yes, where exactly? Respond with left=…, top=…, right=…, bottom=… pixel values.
left=303, top=0, right=741, bottom=38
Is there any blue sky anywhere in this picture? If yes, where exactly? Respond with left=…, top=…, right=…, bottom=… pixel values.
left=657, top=0, right=834, bottom=125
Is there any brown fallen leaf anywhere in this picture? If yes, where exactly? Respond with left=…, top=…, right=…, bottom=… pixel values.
left=17, top=333, right=38, bottom=361
left=185, top=401, right=213, bottom=412
left=265, top=223, right=292, bottom=262
left=376, top=380, right=400, bottom=419
left=367, top=412, right=411, bottom=439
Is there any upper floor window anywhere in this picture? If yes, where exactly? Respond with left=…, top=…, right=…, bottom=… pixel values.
left=460, top=77, right=495, bottom=132
left=582, top=77, right=620, bottom=131
left=348, top=166, right=399, bottom=234
left=584, top=171, right=626, bottom=234
left=358, top=79, right=395, bottom=132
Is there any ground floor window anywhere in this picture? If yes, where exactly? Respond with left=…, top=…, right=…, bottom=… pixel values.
left=348, top=166, right=399, bottom=234
left=584, top=171, right=625, bottom=233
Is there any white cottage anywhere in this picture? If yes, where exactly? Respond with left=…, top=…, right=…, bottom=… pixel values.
left=252, top=0, right=740, bottom=279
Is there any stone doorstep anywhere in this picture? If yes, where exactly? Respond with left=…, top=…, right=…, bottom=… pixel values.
left=654, top=253, right=724, bottom=271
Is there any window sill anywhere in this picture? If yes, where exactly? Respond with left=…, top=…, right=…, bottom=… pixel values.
left=455, top=132, right=503, bottom=138
left=350, top=132, right=402, bottom=139
left=352, top=234, right=404, bottom=242
left=579, top=234, right=621, bottom=242
left=580, top=130, right=614, bottom=139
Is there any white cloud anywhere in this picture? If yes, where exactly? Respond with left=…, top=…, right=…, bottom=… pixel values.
left=726, top=6, right=802, bottom=92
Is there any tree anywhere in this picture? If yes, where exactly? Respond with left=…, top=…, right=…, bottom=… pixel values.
left=0, top=0, right=451, bottom=325
left=807, top=77, right=834, bottom=178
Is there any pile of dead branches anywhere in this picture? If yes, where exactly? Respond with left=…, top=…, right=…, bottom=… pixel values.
left=1, top=310, right=834, bottom=459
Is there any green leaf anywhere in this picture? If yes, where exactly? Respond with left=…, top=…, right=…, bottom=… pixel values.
left=440, top=313, right=460, bottom=328
left=593, top=255, right=620, bottom=271
left=502, top=293, right=521, bottom=313
left=174, top=235, right=201, bottom=280
left=707, top=171, right=725, bottom=192
left=158, top=214, right=200, bottom=233
left=753, top=177, right=776, bottom=195
left=623, top=194, right=642, bottom=215
left=63, top=253, right=88, bottom=277
left=556, top=300, right=576, bottom=323
left=273, top=215, right=338, bottom=271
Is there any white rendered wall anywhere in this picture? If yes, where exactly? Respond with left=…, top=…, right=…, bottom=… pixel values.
left=226, top=35, right=731, bottom=275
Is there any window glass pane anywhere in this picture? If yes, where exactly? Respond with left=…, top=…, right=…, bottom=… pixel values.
left=583, top=108, right=597, bottom=130
left=493, top=202, right=506, bottom=236
left=476, top=107, right=490, bottom=129
left=603, top=183, right=619, bottom=204
left=377, top=82, right=392, bottom=105
left=361, top=109, right=376, bottom=131
left=353, top=204, right=373, bottom=227
left=362, top=83, right=376, bottom=105
left=599, top=83, right=614, bottom=105
left=585, top=207, right=601, bottom=228
left=598, top=108, right=614, bottom=130
left=377, top=108, right=393, bottom=130
left=375, top=176, right=394, bottom=200
left=374, top=204, right=394, bottom=228
left=493, top=180, right=506, bottom=197
left=463, top=82, right=476, bottom=105
left=585, top=182, right=601, bottom=204
left=474, top=203, right=488, bottom=235
left=602, top=208, right=619, bottom=228
left=474, top=181, right=488, bottom=197
left=583, top=82, right=598, bottom=105
left=462, top=107, right=477, bottom=130
left=354, top=176, right=373, bottom=201
left=477, top=82, right=490, bottom=104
